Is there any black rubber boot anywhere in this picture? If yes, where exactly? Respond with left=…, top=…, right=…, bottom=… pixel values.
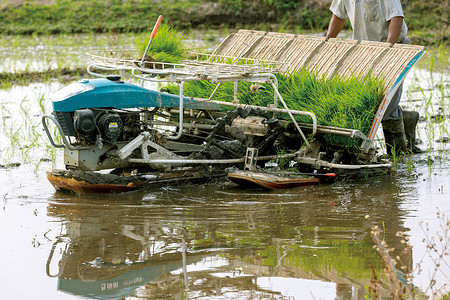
left=382, top=116, right=407, bottom=157
left=402, top=110, right=424, bottom=153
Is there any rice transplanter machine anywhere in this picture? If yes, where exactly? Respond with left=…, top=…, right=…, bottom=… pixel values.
left=42, top=29, right=425, bottom=193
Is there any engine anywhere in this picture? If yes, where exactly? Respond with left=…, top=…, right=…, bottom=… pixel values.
left=97, top=112, right=123, bottom=143
left=51, top=76, right=221, bottom=147
left=70, top=109, right=127, bottom=144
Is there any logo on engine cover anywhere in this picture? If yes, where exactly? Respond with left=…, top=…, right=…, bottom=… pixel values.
left=108, top=122, right=119, bottom=132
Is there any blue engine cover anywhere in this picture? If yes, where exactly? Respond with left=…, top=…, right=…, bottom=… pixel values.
left=51, top=78, right=220, bottom=112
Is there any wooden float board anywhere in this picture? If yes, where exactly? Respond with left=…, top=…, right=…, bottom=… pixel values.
left=227, top=170, right=319, bottom=190
left=46, top=169, right=224, bottom=194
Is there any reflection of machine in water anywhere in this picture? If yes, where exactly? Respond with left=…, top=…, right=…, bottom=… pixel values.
left=46, top=184, right=413, bottom=299
left=46, top=195, right=272, bottom=299
left=45, top=210, right=199, bottom=299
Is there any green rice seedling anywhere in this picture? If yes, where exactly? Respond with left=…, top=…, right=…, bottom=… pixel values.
left=165, top=68, right=384, bottom=148
left=136, top=24, right=187, bottom=64
left=426, top=155, right=434, bottom=173
left=406, top=155, right=414, bottom=174
left=5, top=123, right=22, bottom=153
left=44, top=145, right=60, bottom=165
left=36, top=93, right=47, bottom=116
left=1, top=103, right=10, bottom=127
left=19, top=96, right=30, bottom=118
left=275, top=146, right=290, bottom=169
left=389, top=148, right=402, bottom=173
left=278, top=70, right=384, bottom=146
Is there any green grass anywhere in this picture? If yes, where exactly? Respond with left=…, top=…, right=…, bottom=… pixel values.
left=0, top=1, right=446, bottom=46
left=165, top=69, right=384, bottom=147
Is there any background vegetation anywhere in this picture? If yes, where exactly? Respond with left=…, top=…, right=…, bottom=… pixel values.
left=0, top=0, right=447, bottom=46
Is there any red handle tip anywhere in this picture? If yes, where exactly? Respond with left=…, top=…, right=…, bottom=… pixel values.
left=150, top=15, right=163, bottom=39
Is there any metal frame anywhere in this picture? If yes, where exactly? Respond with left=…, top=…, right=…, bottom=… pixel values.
left=366, top=51, right=426, bottom=143
left=42, top=114, right=89, bottom=151
left=86, top=49, right=390, bottom=154
left=44, top=50, right=402, bottom=171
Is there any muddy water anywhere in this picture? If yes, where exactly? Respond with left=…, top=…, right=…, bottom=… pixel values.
left=1, top=33, right=449, bottom=299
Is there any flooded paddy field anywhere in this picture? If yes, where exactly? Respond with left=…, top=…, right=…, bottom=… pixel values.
left=0, top=33, right=449, bottom=299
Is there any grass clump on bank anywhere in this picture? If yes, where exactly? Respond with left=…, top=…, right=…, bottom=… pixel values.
left=164, top=69, right=384, bottom=147
left=135, top=24, right=187, bottom=64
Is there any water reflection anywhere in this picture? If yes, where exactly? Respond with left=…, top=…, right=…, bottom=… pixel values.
left=46, top=177, right=415, bottom=299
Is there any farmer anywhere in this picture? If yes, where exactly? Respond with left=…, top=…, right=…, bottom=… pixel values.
left=325, top=0, right=422, bottom=155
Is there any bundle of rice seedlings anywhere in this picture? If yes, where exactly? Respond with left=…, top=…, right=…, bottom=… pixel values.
left=136, top=24, right=186, bottom=64
left=279, top=70, right=384, bottom=146
left=164, top=68, right=384, bottom=148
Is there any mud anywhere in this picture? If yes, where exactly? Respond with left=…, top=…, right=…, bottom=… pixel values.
left=50, top=168, right=222, bottom=186
left=53, top=169, right=146, bottom=185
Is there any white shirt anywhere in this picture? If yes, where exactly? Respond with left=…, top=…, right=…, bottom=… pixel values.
left=330, top=0, right=408, bottom=43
